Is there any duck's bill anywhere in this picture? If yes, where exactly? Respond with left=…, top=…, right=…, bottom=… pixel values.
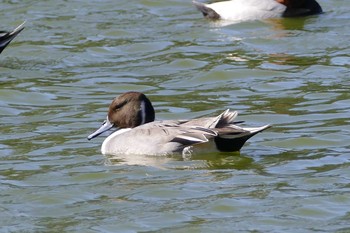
left=87, top=119, right=114, bottom=140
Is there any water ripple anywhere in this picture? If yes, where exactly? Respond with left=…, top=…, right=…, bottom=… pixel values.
left=1, top=0, right=350, bottom=232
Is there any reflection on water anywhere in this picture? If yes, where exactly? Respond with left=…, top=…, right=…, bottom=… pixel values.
left=1, top=0, right=350, bottom=232
left=206, top=15, right=310, bottom=30
left=267, top=17, right=310, bottom=31
left=104, top=151, right=255, bottom=170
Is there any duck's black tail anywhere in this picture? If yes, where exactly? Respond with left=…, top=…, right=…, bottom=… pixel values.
left=215, top=124, right=271, bottom=152
left=0, top=21, right=25, bottom=54
left=282, top=0, right=323, bottom=17
left=193, top=1, right=221, bottom=20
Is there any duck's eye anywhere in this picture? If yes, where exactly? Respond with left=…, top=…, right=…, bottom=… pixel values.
left=113, top=101, right=127, bottom=111
left=114, top=104, right=122, bottom=110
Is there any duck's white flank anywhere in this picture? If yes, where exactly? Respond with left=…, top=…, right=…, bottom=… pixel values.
left=195, top=0, right=286, bottom=22
left=140, top=100, right=146, bottom=125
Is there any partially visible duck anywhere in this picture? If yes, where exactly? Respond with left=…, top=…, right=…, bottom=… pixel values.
left=0, top=21, right=25, bottom=54
left=193, top=0, right=322, bottom=22
left=88, top=92, right=271, bottom=156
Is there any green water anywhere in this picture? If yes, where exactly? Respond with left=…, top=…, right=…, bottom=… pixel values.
left=1, top=0, right=350, bottom=232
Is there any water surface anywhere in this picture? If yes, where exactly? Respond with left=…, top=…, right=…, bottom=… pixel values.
left=1, top=0, right=350, bottom=232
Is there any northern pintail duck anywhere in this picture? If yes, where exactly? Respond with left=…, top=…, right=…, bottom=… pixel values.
left=0, top=21, right=25, bottom=54
left=193, top=0, right=322, bottom=22
left=88, top=92, right=271, bottom=156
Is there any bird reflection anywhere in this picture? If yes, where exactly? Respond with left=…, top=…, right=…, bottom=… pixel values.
left=103, top=151, right=257, bottom=170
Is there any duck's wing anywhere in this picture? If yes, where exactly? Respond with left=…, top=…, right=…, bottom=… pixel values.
left=182, top=109, right=239, bottom=129
left=150, top=120, right=271, bottom=153
left=184, top=109, right=271, bottom=151
left=177, top=110, right=271, bottom=151
left=139, top=121, right=218, bottom=145
left=102, top=121, right=217, bottom=156
left=0, top=21, right=25, bottom=54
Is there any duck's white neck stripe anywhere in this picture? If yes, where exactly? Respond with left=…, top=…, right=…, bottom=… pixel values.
left=140, top=100, right=146, bottom=125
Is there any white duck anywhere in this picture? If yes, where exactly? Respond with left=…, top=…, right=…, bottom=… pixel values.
left=193, top=0, right=322, bottom=22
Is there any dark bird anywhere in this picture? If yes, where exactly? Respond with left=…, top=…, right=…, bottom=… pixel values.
left=0, top=21, right=25, bottom=54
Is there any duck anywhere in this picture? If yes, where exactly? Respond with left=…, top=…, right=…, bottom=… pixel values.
left=0, top=21, right=25, bottom=54
left=87, top=92, right=271, bottom=156
left=193, top=0, right=323, bottom=22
